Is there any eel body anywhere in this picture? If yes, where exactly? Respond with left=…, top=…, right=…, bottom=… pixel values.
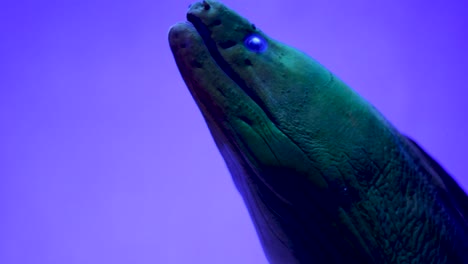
left=168, top=1, right=468, bottom=263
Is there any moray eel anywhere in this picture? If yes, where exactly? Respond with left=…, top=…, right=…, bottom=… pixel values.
left=168, top=1, right=468, bottom=263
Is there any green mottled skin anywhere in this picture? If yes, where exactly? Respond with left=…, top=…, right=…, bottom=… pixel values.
left=168, top=1, right=468, bottom=263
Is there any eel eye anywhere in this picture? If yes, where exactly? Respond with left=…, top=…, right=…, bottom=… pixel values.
left=244, top=34, right=268, bottom=53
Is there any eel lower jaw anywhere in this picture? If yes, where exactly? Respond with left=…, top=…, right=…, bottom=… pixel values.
left=169, top=21, right=247, bottom=128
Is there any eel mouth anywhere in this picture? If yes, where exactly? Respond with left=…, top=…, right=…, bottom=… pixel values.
left=184, top=2, right=273, bottom=122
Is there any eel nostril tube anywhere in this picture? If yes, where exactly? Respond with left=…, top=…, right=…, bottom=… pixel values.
left=203, top=1, right=211, bottom=10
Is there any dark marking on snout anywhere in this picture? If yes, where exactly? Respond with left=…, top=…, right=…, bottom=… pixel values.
left=210, top=19, right=222, bottom=27
left=219, top=40, right=237, bottom=49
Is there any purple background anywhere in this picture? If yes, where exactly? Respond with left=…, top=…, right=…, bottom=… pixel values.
left=1, top=0, right=467, bottom=263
